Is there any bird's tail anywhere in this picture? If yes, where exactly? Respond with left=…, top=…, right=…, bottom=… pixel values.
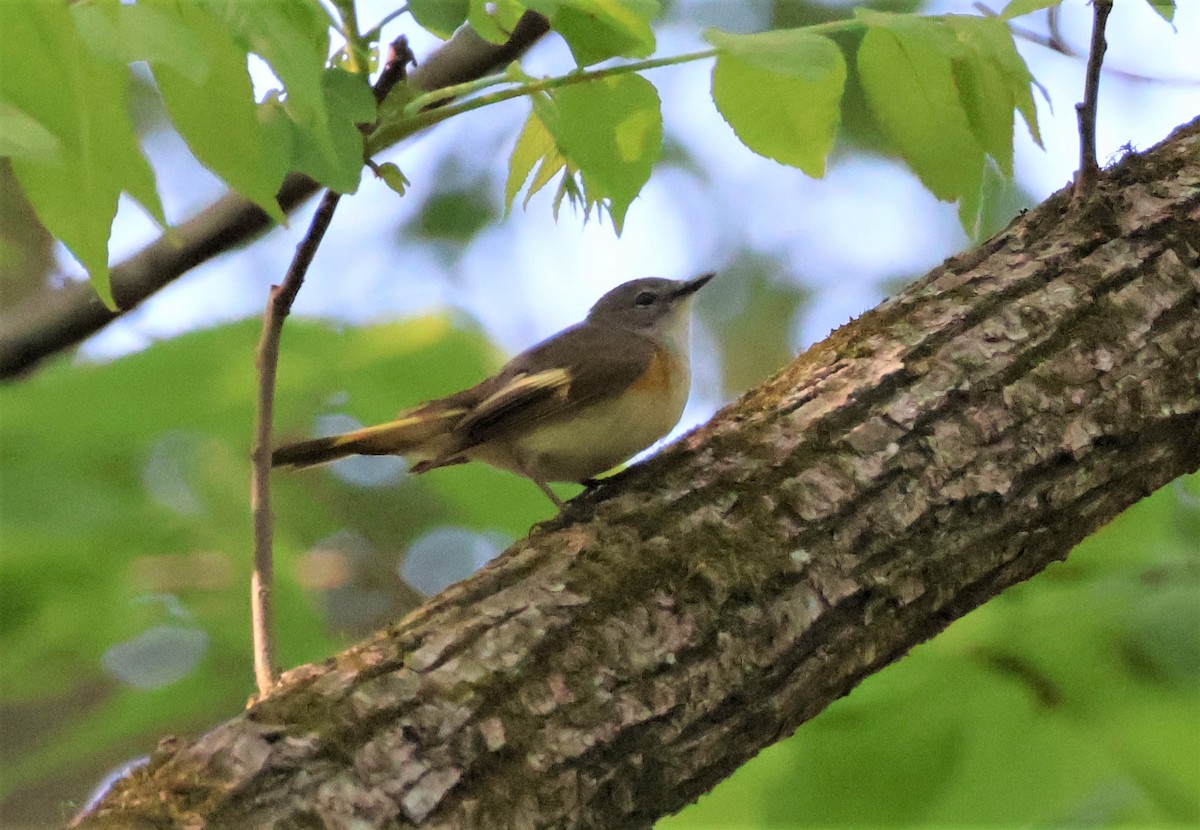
left=271, top=408, right=463, bottom=468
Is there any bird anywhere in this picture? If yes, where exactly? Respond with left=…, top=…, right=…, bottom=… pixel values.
left=272, top=273, right=714, bottom=507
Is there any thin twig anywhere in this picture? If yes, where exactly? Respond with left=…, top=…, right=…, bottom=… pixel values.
left=248, top=40, right=413, bottom=698
left=1047, top=4, right=1070, bottom=56
left=249, top=189, right=342, bottom=697
left=373, top=37, right=416, bottom=104
left=1074, top=0, right=1113, bottom=201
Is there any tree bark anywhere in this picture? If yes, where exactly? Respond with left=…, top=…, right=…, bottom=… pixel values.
left=0, top=12, right=551, bottom=381
left=80, top=118, right=1200, bottom=829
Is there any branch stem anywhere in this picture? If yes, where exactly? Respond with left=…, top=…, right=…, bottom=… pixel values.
left=248, top=39, right=413, bottom=698
left=369, top=48, right=720, bottom=153
left=249, top=188, right=342, bottom=696
left=1073, top=0, right=1113, bottom=200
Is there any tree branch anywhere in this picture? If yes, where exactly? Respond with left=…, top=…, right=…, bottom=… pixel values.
left=249, top=186, right=343, bottom=695
left=78, top=118, right=1200, bottom=830
left=1073, top=0, right=1113, bottom=200
left=0, top=12, right=551, bottom=381
left=250, top=39, right=418, bottom=696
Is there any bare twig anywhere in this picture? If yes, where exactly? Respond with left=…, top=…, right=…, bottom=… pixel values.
left=249, top=188, right=342, bottom=696
left=1074, top=0, right=1113, bottom=201
left=372, top=38, right=417, bottom=105
left=0, top=11, right=551, bottom=381
left=1047, top=4, right=1070, bottom=55
left=249, top=40, right=414, bottom=697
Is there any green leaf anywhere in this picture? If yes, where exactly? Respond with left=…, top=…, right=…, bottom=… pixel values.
left=0, top=2, right=166, bottom=308
left=195, top=0, right=336, bottom=160
left=1145, top=0, right=1175, bottom=23
left=467, top=0, right=515, bottom=45
left=374, top=162, right=410, bottom=196
left=0, top=100, right=61, bottom=164
left=952, top=44, right=1014, bottom=176
left=855, top=8, right=967, bottom=59
left=506, top=107, right=568, bottom=213
left=856, top=24, right=984, bottom=205
left=968, top=158, right=1032, bottom=243
left=541, top=73, right=663, bottom=231
left=323, top=65, right=378, bottom=126
left=116, top=3, right=211, bottom=84
left=552, top=167, right=590, bottom=220
left=999, top=0, right=1063, bottom=19
left=493, top=0, right=531, bottom=33
left=140, top=2, right=287, bottom=223
left=707, top=28, right=846, bottom=177
left=945, top=15, right=1043, bottom=148
left=278, top=68, right=374, bottom=194
left=526, top=0, right=659, bottom=65
left=409, top=0, right=469, bottom=38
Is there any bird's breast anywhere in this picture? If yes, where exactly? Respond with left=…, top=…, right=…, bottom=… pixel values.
left=514, top=348, right=689, bottom=482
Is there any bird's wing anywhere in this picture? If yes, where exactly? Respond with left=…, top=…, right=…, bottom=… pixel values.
left=454, top=322, right=655, bottom=444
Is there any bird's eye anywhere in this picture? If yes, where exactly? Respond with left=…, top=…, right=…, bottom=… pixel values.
left=634, top=291, right=655, bottom=307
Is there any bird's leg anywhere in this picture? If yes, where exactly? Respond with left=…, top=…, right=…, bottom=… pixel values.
left=515, top=460, right=564, bottom=509
left=534, top=478, right=565, bottom=509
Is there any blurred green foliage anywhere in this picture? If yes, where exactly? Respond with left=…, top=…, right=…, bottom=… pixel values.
left=699, top=252, right=811, bottom=397
left=0, top=317, right=555, bottom=822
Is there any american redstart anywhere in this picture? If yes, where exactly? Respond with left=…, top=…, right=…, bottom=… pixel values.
left=272, top=273, right=714, bottom=507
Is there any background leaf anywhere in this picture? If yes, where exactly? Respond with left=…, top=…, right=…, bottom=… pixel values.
left=409, top=0, right=470, bottom=39
left=526, top=0, right=660, bottom=65
left=0, top=316, right=557, bottom=803
left=538, top=73, right=663, bottom=230
left=856, top=17, right=984, bottom=206
left=0, top=3, right=166, bottom=308
left=708, top=28, right=847, bottom=177
left=138, top=1, right=288, bottom=222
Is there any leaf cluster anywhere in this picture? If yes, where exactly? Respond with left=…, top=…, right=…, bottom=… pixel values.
left=2, top=0, right=1065, bottom=304
left=0, top=0, right=378, bottom=307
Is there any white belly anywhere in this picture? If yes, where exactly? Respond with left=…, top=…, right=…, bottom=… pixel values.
left=510, top=375, right=689, bottom=482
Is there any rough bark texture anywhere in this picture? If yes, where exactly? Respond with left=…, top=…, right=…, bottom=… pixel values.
left=82, top=119, right=1200, bottom=829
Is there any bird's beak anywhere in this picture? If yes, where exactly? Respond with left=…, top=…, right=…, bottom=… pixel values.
left=673, top=272, right=715, bottom=299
